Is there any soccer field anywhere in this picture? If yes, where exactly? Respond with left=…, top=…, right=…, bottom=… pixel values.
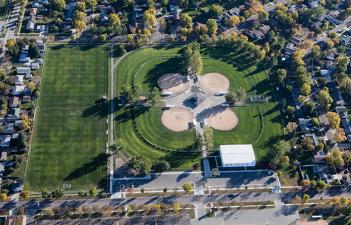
left=25, top=45, right=108, bottom=191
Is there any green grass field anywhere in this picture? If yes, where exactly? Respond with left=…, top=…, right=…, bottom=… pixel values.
left=115, top=45, right=283, bottom=167
left=26, top=45, right=108, bottom=191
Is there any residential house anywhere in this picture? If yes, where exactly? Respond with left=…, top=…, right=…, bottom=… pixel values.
left=0, top=135, right=11, bottom=148
left=298, top=118, right=313, bottom=132
left=0, top=152, right=7, bottom=161
left=14, top=75, right=24, bottom=85
left=342, top=119, right=351, bottom=134
left=16, top=67, right=31, bottom=75
left=22, top=96, right=31, bottom=103
left=3, top=123, right=14, bottom=134
left=9, top=96, right=19, bottom=108
left=6, top=108, right=20, bottom=122
left=11, top=85, right=26, bottom=96
left=31, top=63, right=39, bottom=70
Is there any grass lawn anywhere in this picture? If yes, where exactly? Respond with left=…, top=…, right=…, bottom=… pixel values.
left=135, top=107, right=196, bottom=150
left=115, top=45, right=283, bottom=168
left=26, top=45, right=108, bottom=191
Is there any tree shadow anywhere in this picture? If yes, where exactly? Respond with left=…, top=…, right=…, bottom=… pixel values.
left=163, top=151, right=201, bottom=169
left=202, top=46, right=257, bottom=71
left=143, top=57, right=183, bottom=91
left=82, top=97, right=118, bottom=118
left=51, top=44, right=65, bottom=51
left=63, top=153, right=108, bottom=182
left=261, top=104, right=279, bottom=117
left=248, top=79, right=272, bottom=95
left=115, top=105, right=150, bottom=123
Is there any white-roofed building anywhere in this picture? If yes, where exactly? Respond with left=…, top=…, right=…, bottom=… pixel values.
left=219, top=144, right=256, bottom=167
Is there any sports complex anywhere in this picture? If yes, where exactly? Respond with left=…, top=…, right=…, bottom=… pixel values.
left=24, top=43, right=283, bottom=191
left=115, top=45, right=283, bottom=171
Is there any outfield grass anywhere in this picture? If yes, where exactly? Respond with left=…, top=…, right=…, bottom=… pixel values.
left=135, top=107, right=196, bottom=150
left=115, top=45, right=283, bottom=168
left=26, top=45, right=108, bottom=191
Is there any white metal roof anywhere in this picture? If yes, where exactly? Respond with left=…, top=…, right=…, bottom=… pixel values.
left=219, top=144, right=256, bottom=167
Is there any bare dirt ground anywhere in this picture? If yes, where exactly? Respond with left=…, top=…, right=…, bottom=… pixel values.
left=199, top=73, right=230, bottom=94
left=207, top=108, right=238, bottom=131
left=161, top=107, right=194, bottom=132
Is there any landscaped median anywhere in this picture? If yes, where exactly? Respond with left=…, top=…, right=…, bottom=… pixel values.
left=206, top=200, right=275, bottom=216
left=34, top=203, right=195, bottom=221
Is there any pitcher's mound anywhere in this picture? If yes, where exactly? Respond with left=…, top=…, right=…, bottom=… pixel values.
left=199, top=73, right=229, bottom=94
left=161, top=107, right=194, bottom=132
left=207, top=108, right=238, bottom=131
left=158, top=73, right=190, bottom=95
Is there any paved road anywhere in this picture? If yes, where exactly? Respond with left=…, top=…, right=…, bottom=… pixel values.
left=1, top=186, right=350, bottom=224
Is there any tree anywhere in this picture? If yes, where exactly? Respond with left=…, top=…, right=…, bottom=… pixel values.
left=301, top=179, right=310, bottom=188
left=341, top=197, right=350, bottom=206
left=311, top=45, right=321, bottom=61
left=336, top=55, right=350, bottom=73
left=327, top=111, right=341, bottom=129
left=173, top=203, right=181, bottom=214
left=209, top=4, right=223, bottom=17
left=206, top=19, right=218, bottom=36
left=302, top=194, right=310, bottom=203
left=161, top=0, right=169, bottom=7
left=343, top=151, right=351, bottom=167
left=0, top=193, right=7, bottom=201
left=280, top=155, right=290, bottom=168
left=227, top=15, right=240, bottom=27
left=225, top=91, right=237, bottom=103
left=143, top=8, right=157, bottom=29
left=86, top=0, right=97, bottom=10
left=270, top=140, right=290, bottom=166
left=315, top=180, right=328, bottom=191
left=275, top=69, right=287, bottom=84
left=128, top=156, right=151, bottom=176
left=158, top=17, right=167, bottom=34
left=150, top=87, right=161, bottom=105
left=98, top=34, right=107, bottom=42
left=301, top=83, right=311, bottom=96
left=286, top=122, right=297, bottom=135
left=21, top=191, right=29, bottom=199
left=50, top=0, right=66, bottom=11
left=41, top=189, right=51, bottom=198
left=334, top=127, right=347, bottom=143
left=76, top=2, right=86, bottom=11
left=180, top=13, right=192, bottom=28
left=183, top=42, right=203, bottom=75
left=5, top=39, right=16, bottom=49
left=74, top=20, right=86, bottom=33
left=317, top=87, right=333, bottom=111
left=152, top=160, right=170, bottom=173
left=51, top=188, right=64, bottom=199
left=235, top=87, right=246, bottom=102
left=89, top=187, right=98, bottom=197
left=182, top=182, right=193, bottom=193
left=109, top=13, right=121, bottom=28
left=203, top=127, right=214, bottom=151
left=326, top=149, right=344, bottom=167
left=28, top=44, right=40, bottom=58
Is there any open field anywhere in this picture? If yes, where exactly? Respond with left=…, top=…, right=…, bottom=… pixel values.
left=26, top=45, right=108, bottom=190
left=115, top=45, right=283, bottom=168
